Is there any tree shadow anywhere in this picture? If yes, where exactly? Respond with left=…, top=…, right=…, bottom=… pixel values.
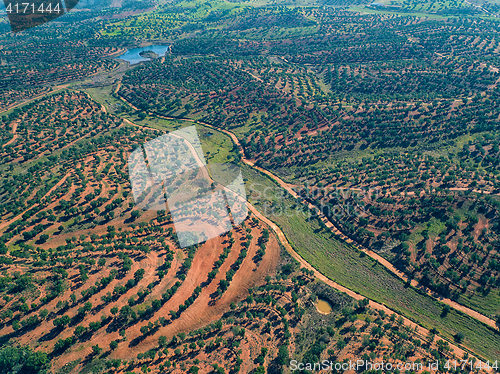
left=38, top=327, right=63, bottom=342
left=128, top=333, right=147, bottom=348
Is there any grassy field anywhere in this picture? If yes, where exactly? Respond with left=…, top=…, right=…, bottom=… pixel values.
left=85, top=84, right=241, bottom=165
left=459, top=289, right=500, bottom=318
left=84, top=86, right=125, bottom=116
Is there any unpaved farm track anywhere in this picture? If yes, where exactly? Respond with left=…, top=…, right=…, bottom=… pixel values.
left=111, top=91, right=498, bottom=364
left=3, top=58, right=497, bottom=368
left=244, top=194, right=489, bottom=366
left=120, top=114, right=485, bottom=365
left=167, top=114, right=499, bottom=331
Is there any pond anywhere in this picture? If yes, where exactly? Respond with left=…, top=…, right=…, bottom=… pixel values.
left=117, top=45, right=171, bottom=65
left=316, top=299, right=332, bottom=314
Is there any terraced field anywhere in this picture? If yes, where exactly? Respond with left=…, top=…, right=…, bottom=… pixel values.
left=1, top=0, right=500, bottom=372
left=0, top=93, right=281, bottom=373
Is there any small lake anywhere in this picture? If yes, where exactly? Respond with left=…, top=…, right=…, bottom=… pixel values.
left=316, top=299, right=332, bottom=314
left=117, top=45, right=170, bottom=65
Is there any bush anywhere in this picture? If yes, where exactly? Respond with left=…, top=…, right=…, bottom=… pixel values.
left=440, top=304, right=450, bottom=318
left=454, top=331, right=465, bottom=343
left=92, top=345, right=102, bottom=355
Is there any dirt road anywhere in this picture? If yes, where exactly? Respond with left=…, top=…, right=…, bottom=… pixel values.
left=114, top=94, right=499, bottom=332
left=244, top=178, right=492, bottom=366
left=121, top=113, right=488, bottom=365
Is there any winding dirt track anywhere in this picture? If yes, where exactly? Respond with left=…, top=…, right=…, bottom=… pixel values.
left=110, top=88, right=500, bottom=352
left=119, top=114, right=492, bottom=365
left=204, top=127, right=498, bottom=367
left=172, top=116, right=499, bottom=331
left=245, top=200, right=485, bottom=363
left=120, top=114, right=484, bottom=364
left=7, top=82, right=495, bottom=365
left=253, top=165, right=498, bottom=330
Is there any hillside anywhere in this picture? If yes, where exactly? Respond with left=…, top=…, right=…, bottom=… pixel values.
left=0, top=0, right=500, bottom=373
